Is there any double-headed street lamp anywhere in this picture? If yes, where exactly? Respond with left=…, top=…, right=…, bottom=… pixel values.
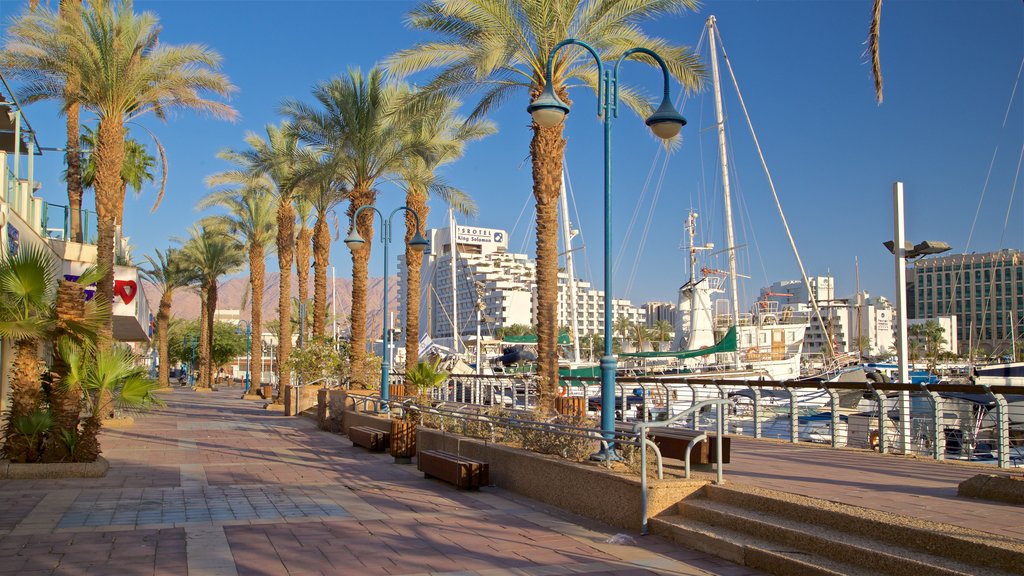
left=884, top=181, right=951, bottom=454
left=236, top=320, right=252, bottom=393
left=528, top=40, right=687, bottom=459
left=345, top=205, right=429, bottom=410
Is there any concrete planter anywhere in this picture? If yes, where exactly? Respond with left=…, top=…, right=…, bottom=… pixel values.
left=0, top=456, right=109, bottom=479
left=417, top=428, right=704, bottom=531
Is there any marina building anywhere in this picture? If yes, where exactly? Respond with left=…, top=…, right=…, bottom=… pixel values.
left=643, top=301, right=677, bottom=329
left=761, top=276, right=896, bottom=358
left=398, top=225, right=645, bottom=349
left=906, top=249, right=1023, bottom=357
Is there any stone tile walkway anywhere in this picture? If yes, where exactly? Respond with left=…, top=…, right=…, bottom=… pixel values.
left=0, top=389, right=763, bottom=576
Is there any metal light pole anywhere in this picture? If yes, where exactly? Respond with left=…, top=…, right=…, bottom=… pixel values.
left=345, top=205, right=429, bottom=410
left=237, top=321, right=252, bottom=393
left=884, top=181, right=950, bottom=454
left=528, top=39, right=687, bottom=459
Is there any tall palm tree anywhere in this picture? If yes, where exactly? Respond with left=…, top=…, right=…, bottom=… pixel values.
left=387, top=0, right=703, bottom=409
left=1, top=0, right=236, bottom=349
left=199, top=181, right=277, bottom=395
left=395, top=91, right=494, bottom=374
left=294, top=195, right=313, bottom=344
left=282, top=67, right=425, bottom=367
left=206, top=124, right=313, bottom=401
left=141, top=248, right=193, bottom=388
left=180, top=222, right=244, bottom=389
left=80, top=124, right=156, bottom=228
left=303, top=173, right=347, bottom=338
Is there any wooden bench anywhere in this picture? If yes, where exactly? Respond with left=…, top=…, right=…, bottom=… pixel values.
left=417, top=450, right=489, bottom=490
left=349, top=426, right=391, bottom=452
left=617, top=423, right=731, bottom=465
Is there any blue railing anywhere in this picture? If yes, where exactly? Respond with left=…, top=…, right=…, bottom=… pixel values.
left=40, top=202, right=98, bottom=245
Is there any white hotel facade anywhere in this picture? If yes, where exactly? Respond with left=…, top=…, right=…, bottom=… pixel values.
left=397, top=225, right=644, bottom=348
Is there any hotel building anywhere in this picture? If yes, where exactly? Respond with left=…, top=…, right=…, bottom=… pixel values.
left=907, top=249, right=1023, bottom=356
left=397, top=225, right=644, bottom=349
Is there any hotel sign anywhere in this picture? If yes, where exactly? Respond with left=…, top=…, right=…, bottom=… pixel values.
left=456, top=226, right=506, bottom=247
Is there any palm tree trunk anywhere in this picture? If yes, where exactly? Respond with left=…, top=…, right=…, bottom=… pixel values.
left=60, top=0, right=83, bottom=242
left=312, top=214, right=329, bottom=338
left=51, top=280, right=85, bottom=435
left=94, top=117, right=126, bottom=351
left=404, top=190, right=428, bottom=376
left=156, top=290, right=173, bottom=388
left=531, top=123, right=566, bottom=414
left=348, top=187, right=375, bottom=368
left=275, top=199, right=295, bottom=401
left=198, top=287, right=210, bottom=388
left=249, top=243, right=265, bottom=393
left=296, top=224, right=312, bottom=343
left=207, top=281, right=218, bottom=387
left=2, top=339, right=43, bottom=462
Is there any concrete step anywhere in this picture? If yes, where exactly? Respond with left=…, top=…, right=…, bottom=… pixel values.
left=672, top=497, right=1014, bottom=576
left=650, top=514, right=878, bottom=576
left=698, top=484, right=1022, bottom=575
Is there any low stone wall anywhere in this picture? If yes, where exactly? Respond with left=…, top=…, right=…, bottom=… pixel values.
left=958, top=473, right=1024, bottom=505
left=417, top=428, right=705, bottom=531
left=285, top=384, right=323, bottom=416
left=0, top=456, right=109, bottom=479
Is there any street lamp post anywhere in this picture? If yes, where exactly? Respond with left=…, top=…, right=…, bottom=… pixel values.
left=345, top=205, right=429, bottom=411
left=528, top=40, right=687, bottom=459
left=884, top=181, right=951, bottom=454
left=237, top=320, right=252, bottom=393
left=183, top=334, right=199, bottom=386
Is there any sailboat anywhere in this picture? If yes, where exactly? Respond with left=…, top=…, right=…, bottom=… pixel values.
left=621, top=16, right=841, bottom=383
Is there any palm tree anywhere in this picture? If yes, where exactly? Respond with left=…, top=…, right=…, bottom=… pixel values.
left=395, top=91, right=494, bottom=375
left=0, top=246, right=104, bottom=461
left=652, top=319, right=673, bottom=351
left=206, top=124, right=313, bottom=401
left=387, top=0, right=703, bottom=409
left=302, top=173, right=346, bottom=338
left=613, top=316, right=634, bottom=351
left=141, top=248, right=193, bottom=389
left=199, top=180, right=277, bottom=394
left=1, top=0, right=236, bottom=349
left=80, top=124, right=156, bottom=228
left=180, top=222, right=244, bottom=389
left=293, top=196, right=313, bottom=344
left=282, top=67, right=425, bottom=367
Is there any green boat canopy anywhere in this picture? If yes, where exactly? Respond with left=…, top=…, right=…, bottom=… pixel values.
left=620, top=326, right=737, bottom=359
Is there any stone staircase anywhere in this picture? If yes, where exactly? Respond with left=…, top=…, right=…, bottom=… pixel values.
left=650, top=483, right=1023, bottom=575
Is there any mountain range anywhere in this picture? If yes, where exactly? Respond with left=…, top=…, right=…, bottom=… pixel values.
left=141, top=272, right=400, bottom=336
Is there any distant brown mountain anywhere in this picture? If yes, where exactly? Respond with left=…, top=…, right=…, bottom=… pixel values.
left=141, top=272, right=399, bottom=335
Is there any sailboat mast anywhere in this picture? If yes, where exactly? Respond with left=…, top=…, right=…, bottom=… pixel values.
left=449, top=208, right=460, bottom=353
left=559, top=169, right=582, bottom=363
left=687, top=211, right=699, bottom=350
left=708, top=16, right=742, bottom=368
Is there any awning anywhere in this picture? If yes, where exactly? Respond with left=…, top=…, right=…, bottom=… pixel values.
left=620, top=326, right=737, bottom=359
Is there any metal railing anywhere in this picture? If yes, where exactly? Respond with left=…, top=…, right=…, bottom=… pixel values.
left=40, top=202, right=98, bottom=244
left=393, top=371, right=1022, bottom=469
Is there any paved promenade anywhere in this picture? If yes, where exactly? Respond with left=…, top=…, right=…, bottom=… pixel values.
left=0, top=389, right=763, bottom=576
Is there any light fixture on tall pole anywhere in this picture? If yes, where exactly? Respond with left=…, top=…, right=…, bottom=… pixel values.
left=884, top=181, right=950, bottom=454
left=345, top=205, right=429, bottom=410
left=528, top=39, right=686, bottom=459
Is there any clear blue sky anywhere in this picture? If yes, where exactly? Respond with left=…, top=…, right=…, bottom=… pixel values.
left=4, top=0, right=1022, bottom=310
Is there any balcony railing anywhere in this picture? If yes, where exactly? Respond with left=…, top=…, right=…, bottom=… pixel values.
left=41, top=202, right=98, bottom=245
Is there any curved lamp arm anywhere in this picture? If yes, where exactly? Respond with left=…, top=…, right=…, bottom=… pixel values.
left=527, top=39, right=604, bottom=126
left=344, top=205, right=383, bottom=249
left=614, top=47, right=687, bottom=138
